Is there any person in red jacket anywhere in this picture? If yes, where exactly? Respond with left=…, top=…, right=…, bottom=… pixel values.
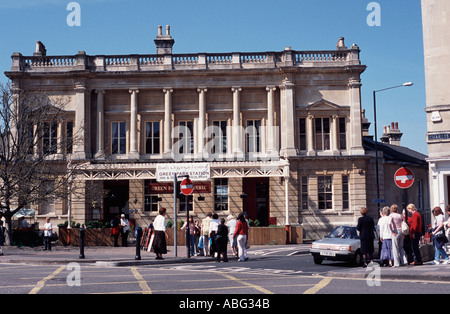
left=407, top=204, right=423, bottom=265
left=233, top=212, right=249, bottom=261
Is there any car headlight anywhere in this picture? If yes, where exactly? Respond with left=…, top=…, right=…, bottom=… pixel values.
left=339, top=246, right=350, bottom=251
left=311, top=243, right=319, bottom=249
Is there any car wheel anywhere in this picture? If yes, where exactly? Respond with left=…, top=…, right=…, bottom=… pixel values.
left=313, top=256, right=323, bottom=265
left=351, top=250, right=363, bottom=266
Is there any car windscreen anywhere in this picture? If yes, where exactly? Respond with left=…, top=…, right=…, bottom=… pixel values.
left=328, top=226, right=359, bottom=239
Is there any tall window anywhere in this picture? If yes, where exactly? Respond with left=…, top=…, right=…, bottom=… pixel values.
left=145, top=121, right=160, bottom=154
left=315, top=118, right=330, bottom=151
left=212, top=120, right=227, bottom=154
left=43, top=122, right=58, bottom=154
left=66, top=121, right=73, bottom=154
left=342, top=175, right=349, bottom=210
left=301, top=176, right=308, bottom=210
left=214, top=178, right=228, bottom=211
left=318, top=175, right=332, bottom=210
left=246, top=119, right=262, bottom=153
left=178, top=121, right=194, bottom=154
left=339, top=117, right=347, bottom=150
left=144, top=179, right=159, bottom=212
left=41, top=181, right=55, bottom=215
left=179, top=195, right=193, bottom=212
left=299, top=118, right=307, bottom=151
left=112, top=122, right=126, bottom=154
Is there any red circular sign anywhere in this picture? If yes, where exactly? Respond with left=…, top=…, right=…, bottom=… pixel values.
left=180, top=178, right=194, bottom=195
left=394, top=167, right=414, bottom=189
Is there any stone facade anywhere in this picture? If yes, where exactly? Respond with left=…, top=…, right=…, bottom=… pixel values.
left=5, top=27, right=373, bottom=240
left=422, top=0, right=450, bottom=210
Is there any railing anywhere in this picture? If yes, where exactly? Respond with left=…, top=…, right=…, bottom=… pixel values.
left=12, top=47, right=360, bottom=73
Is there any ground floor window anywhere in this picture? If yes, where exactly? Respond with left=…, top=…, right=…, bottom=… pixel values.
left=144, top=179, right=159, bottom=212
left=318, top=175, right=332, bottom=210
left=214, top=178, right=228, bottom=211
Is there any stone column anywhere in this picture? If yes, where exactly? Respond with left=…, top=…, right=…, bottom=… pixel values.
left=331, top=115, right=340, bottom=154
left=232, top=87, right=242, bottom=156
left=95, top=89, right=105, bottom=159
left=197, top=88, right=207, bottom=157
left=279, top=79, right=297, bottom=157
left=163, top=88, right=173, bottom=155
left=266, top=86, right=277, bottom=154
left=348, top=79, right=365, bottom=155
left=307, top=114, right=315, bottom=156
left=129, top=88, right=139, bottom=159
left=72, top=82, right=87, bottom=160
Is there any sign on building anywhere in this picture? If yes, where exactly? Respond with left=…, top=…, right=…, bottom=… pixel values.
left=156, top=162, right=210, bottom=182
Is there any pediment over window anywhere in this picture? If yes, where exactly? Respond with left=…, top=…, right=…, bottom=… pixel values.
left=306, top=99, right=342, bottom=110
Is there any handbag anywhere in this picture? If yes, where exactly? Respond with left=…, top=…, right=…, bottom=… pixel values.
left=401, top=220, right=409, bottom=236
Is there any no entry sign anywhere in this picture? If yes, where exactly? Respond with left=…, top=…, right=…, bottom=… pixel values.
left=394, top=167, right=414, bottom=189
left=180, top=178, right=194, bottom=195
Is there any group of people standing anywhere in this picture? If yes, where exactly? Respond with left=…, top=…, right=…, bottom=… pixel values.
left=357, top=203, right=450, bottom=267
left=151, top=208, right=250, bottom=262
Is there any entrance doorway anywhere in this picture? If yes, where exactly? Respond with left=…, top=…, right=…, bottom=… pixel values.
left=243, top=177, right=269, bottom=226
left=103, top=180, right=129, bottom=222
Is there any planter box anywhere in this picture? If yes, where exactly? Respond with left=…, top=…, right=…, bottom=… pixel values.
left=59, top=227, right=114, bottom=246
left=59, top=226, right=303, bottom=246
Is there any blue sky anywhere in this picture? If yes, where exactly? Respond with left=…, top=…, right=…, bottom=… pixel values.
left=0, top=0, right=427, bottom=154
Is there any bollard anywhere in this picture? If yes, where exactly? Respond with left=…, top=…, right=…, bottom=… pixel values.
left=135, top=227, right=142, bottom=260
left=79, top=227, right=85, bottom=259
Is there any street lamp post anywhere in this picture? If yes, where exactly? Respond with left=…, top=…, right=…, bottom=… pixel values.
left=372, top=82, right=413, bottom=213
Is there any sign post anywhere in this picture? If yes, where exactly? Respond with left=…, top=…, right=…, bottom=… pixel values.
left=180, top=177, right=194, bottom=258
left=394, top=167, right=415, bottom=189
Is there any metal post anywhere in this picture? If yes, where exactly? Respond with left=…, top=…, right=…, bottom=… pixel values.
left=373, top=90, right=381, bottom=215
left=79, top=227, right=85, bottom=259
left=174, top=173, right=178, bottom=257
left=135, top=227, right=142, bottom=260
left=186, top=194, right=190, bottom=258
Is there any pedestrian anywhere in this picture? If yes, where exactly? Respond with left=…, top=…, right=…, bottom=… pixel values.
left=120, top=214, right=130, bottom=247
left=181, top=216, right=195, bottom=256
left=152, top=207, right=168, bottom=260
left=110, top=215, right=120, bottom=247
left=407, top=203, right=423, bottom=265
left=215, top=218, right=229, bottom=262
left=43, top=217, right=52, bottom=251
left=356, top=207, right=375, bottom=267
left=430, top=206, right=449, bottom=265
left=389, top=204, right=407, bottom=267
left=209, top=213, right=220, bottom=258
left=446, top=205, right=450, bottom=241
left=233, top=212, right=249, bottom=262
left=194, top=220, right=201, bottom=256
left=226, top=214, right=238, bottom=257
left=378, top=206, right=395, bottom=267
left=201, top=213, right=212, bottom=256
left=0, top=220, right=5, bottom=256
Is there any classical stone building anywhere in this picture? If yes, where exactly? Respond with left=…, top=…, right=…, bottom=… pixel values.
left=6, top=26, right=371, bottom=240
left=422, top=0, right=450, bottom=211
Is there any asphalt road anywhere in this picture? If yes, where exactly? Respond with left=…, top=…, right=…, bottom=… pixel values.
left=0, top=246, right=448, bottom=297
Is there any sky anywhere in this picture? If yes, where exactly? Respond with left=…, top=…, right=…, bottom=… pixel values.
left=0, top=0, right=427, bottom=154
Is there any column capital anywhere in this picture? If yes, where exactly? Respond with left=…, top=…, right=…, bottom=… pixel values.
left=163, top=88, right=173, bottom=93
left=231, top=87, right=242, bottom=93
left=96, top=89, right=105, bottom=94
left=129, top=88, right=139, bottom=94
left=266, top=86, right=277, bottom=92
left=197, top=88, right=208, bottom=93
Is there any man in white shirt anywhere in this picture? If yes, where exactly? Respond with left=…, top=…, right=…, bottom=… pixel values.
left=43, top=217, right=52, bottom=251
left=120, top=214, right=130, bottom=247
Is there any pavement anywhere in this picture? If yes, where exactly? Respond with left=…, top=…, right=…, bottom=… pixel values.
left=1, top=243, right=450, bottom=283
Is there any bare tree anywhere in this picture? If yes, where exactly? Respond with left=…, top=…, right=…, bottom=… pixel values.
left=0, top=82, right=82, bottom=245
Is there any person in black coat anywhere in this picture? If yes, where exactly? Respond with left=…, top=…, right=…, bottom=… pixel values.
left=215, top=218, right=229, bottom=262
left=356, top=207, right=375, bottom=267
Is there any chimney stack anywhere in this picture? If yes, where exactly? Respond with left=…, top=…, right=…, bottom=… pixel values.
left=381, top=122, right=403, bottom=146
left=154, top=25, right=175, bottom=55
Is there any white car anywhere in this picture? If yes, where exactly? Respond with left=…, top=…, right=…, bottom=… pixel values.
left=310, top=225, right=379, bottom=266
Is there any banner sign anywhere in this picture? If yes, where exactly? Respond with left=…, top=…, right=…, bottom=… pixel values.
left=156, top=162, right=210, bottom=182
left=147, top=182, right=211, bottom=194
